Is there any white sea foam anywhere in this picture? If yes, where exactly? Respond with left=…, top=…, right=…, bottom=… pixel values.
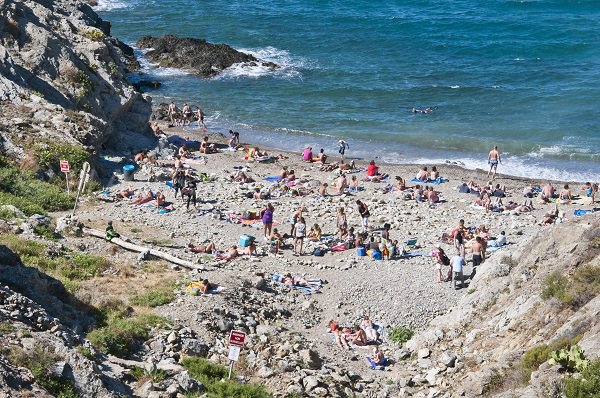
left=93, top=0, right=128, bottom=12
left=216, top=46, right=310, bottom=80
left=135, top=52, right=191, bottom=77
left=449, top=85, right=460, bottom=89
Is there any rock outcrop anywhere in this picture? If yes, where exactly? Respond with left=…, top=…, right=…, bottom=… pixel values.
left=0, top=0, right=152, bottom=153
left=400, top=216, right=600, bottom=397
left=137, top=35, right=278, bottom=77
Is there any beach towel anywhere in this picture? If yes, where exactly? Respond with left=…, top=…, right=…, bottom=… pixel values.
left=411, top=177, right=449, bottom=185
left=367, top=357, right=389, bottom=370
left=574, top=209, right=595, bottom=217
left=330, top=243, right=347, bottom=252
left=403, top=251, right=431, bottom=258
left=271, top=274, right=322, bottom=294
left=263, top=176, right=283, bottom=182
left=185, top=282, right=225, bottom=296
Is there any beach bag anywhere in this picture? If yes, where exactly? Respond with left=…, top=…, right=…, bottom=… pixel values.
left=372, top=250, right=382, bottom=260
left=313, top=248, right=325, bottom=257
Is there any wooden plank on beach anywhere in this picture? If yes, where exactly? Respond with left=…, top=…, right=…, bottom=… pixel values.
left=82, top=227, right=201, bottom=270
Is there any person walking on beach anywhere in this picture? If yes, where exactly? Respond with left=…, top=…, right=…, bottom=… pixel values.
left=338, top=140, right=349, bottom=159
left=487, top=145, right=501, bottom=179
left=294, top=217, right=306, bottom=255
left=356, top=200, right=370, bottom=233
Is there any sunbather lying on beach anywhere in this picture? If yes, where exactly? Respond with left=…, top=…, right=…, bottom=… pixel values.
left=186, top=241, right=217, bottom=254
left=115, top=186, right=135, bottom=200
left=541, top=205, right=560, bottom=225
left=231, top=171, right=254, bottom=183
left=216, top=245, right=240, bottom=262
left=133, top=191, right=154, bottom=205
left=282, top=273, right=309, bottom=286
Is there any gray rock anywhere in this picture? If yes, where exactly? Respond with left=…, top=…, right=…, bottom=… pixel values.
left=137, top=35, right=278, bottom=78
left=303, top=375, right=320, bottom=391
left=299, top=349, right=323, bottom=370
left=418, top=348, right=431, bottom=358
left=440, top=352, right=457, bottom=367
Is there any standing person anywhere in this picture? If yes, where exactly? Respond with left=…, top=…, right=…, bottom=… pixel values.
left=487, top=145, right=502, bottom=179
left=290, top=207, right=303, bottom=236
left=168, top=102, right=177, bottom=126
left=453, top=219, right=466, bottom=257
left=195, top=106, right=207, bottom=131
left=262, top=203, right=274, bottom=240
left=356, top=200, right=370, bottom=233
left=450, top=253, right=465, bottom=289
left=336, top=207, right=348, bottom=239
left=182, top=103, right=192, bottom=126
left=471, top=236, right=484, bottom=267
left=183, top=174, right=197, bottom=210
left=338, top=140, right=350, bottom=159
left=294, top=217, right=306, bottom=255
left=432, top=245, right=450, bottom=283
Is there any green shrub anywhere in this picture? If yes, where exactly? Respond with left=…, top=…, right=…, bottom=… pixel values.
left=87, top=314, right=170, bottom=358
left=0, top=321, right=16, bottom=334
left=181, top=357, right=272, bottom=398
left=0, top=234, right=46, bottom=257
left=35, top=142, right=89, bottom=173
left=0, top=207, right=17, bottom=220
left=130, top=366, right=167, bottom=383
left=569, top=265, right=600, bottom=308
left=65, top=253, right=111, bottom=280
left=0, top=191, right=47, bottom=216
left=130, top=287, right=175, bottom=308
left=542, top=272, right=570, bottom=302
left=108, top=61, right=118, bottom=75
left=549, top=345, right=589, bottom=372
left=9, top=346, right=79, bottom=398
left=83, top=28, right=105, bottom=42
left=520, top=336, right=581, bottom=382
left=0, top=165, right=74, bottom=214
left=563, top=358, right=600, bottom=398
left=33, top=224, right=60, bottom=241
left=541, top=267, right=600, bottom=309
left=76, top=346, right=97, bottom=361
left=389, top=326, right=414, bottom=345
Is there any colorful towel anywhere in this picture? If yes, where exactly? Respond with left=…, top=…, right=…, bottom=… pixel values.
left=574, top=209, right=595, bottom=217
left=411, top=177, right=449, bottom=185
left=271, top=274, right=322, bottom=294
left=263, top=176, right=283, bottom=182
left=367, top=357, right=389, bottom=370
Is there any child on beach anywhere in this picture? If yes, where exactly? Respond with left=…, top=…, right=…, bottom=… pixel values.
left=294, top=217, right=306, bottom=255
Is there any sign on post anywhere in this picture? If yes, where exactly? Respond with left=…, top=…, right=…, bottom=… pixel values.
left=229, top=330, right=246, bottom=346
left=228, top=345, right=241, bottom=362
left=228, top=330, right=246, bottom=379
left=60, top=160, right=70, bottom=173
left=60, top=160, right=70, bottom=194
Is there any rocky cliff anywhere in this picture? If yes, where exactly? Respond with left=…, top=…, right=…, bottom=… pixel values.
left=0, top=0, right=151, bottom=155
left=399, top=215, right=600, bottom=397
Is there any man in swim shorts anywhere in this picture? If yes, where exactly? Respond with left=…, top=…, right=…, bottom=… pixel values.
left=487, top=145, right=501, bottom=179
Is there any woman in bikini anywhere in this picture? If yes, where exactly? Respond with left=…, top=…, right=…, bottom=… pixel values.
left=336, top=207, right=348, bottom=239
left=559, top=184, right=572, bottom=204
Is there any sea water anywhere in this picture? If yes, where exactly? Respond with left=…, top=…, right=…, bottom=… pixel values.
left=97, top=0, right=600, bottom=182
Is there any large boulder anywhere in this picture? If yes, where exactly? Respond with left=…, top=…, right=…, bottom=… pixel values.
left=137, top=35, right=278, bottom=77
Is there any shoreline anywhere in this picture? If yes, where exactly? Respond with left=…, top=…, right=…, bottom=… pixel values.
left=154, top=119, right=582, bottom=188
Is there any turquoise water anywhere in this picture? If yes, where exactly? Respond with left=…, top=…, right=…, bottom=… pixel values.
left=97, top=0, right=600, bottom=181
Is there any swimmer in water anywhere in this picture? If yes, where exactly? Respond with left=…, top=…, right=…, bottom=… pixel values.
left=411, top=107, right=432, bottom=114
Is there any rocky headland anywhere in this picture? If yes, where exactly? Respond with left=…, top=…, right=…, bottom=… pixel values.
left=137, top=35, right=278, bottom=77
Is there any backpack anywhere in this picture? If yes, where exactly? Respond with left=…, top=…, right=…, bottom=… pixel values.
left=313, top=248, right=325, bottom=257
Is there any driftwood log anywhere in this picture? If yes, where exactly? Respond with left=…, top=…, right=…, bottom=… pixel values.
left=82, top=227, right=201, bottom=270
